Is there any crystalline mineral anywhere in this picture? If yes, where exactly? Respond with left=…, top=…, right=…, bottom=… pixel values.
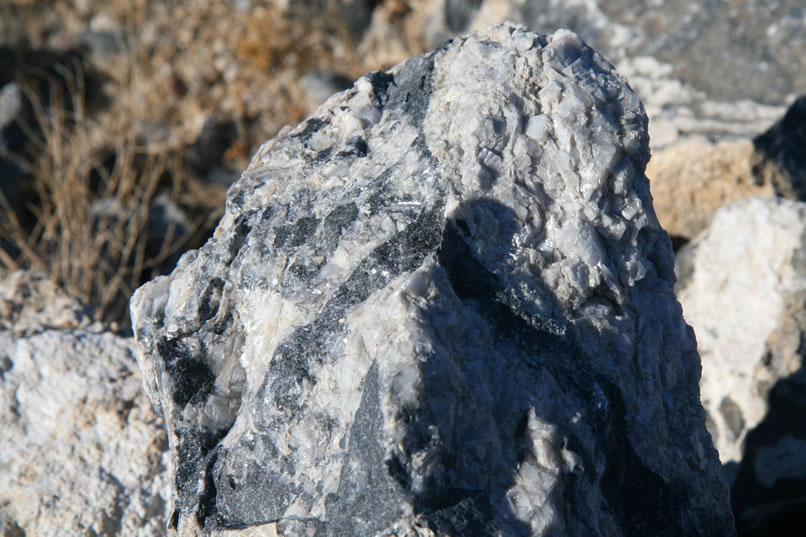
left=131, top=24, right=734, bottom=537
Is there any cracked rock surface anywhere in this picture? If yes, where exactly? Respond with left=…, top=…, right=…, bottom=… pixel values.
left=131, top=24, right=734, bottom=537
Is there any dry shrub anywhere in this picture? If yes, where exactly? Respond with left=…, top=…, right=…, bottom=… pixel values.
left=0, top=66, right=219, bottom=327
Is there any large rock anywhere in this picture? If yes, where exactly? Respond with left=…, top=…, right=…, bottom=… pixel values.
left=360, top=1, right=794, bottom=147
left=0, top=271, right=170, bottom=537
left=675, top=198, right=806, bottom=536
left=131, top=24, right=733, bottom=537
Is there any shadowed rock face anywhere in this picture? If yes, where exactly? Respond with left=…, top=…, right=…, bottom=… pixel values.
left=131, top=24, right=734, bottom=537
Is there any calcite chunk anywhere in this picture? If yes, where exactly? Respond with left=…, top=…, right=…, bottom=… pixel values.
left=131, top=24, right=734, bottom=537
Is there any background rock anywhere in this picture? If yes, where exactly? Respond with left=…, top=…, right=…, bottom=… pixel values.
left=752, top=95, right=806, bottom=200
left=647, top=97, right=806, bottom=247
left=0, top=271, right=170, bottom=537
left=675, top=197, right=806, bottom=536
left=300, top=71, right=353, bottom=112
left=646, top=138, right=768, bottom=246
left=132, top=24, right=732, bottom=537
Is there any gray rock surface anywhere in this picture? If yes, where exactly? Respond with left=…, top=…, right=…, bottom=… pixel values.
left=361, top=0, right=799, bottom=147
left=131, top=24, right=733, bottom=537
left=0, top=271, right=170, bottom=537
left=675, top=198, right=806, bottom=536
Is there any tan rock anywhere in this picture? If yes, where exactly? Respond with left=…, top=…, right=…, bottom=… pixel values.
left=647, top=136, right=773, bottom=241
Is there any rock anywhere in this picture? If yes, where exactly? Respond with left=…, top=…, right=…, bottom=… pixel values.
left=646, top=137, right=772, bottom=245
left=0, top=271, right=170, bottom=537
left=647, top=98, right=806, bottom=246
left=752, top=95, right=806, bottom=200
left=360, top=1, right=795, bottom=146
left=675, top=198, right=806, bottom=536
left=0, top=271, right=98, bottom=335
left=131, top=24, right=733, bottom=537
left=494, top=0, right=805, bottom=106
left=186, top=118, right=240, bottom=186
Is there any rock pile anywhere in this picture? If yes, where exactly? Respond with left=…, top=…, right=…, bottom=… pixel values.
left=0, top=271, right=170, bottom=537
left=131, top=24, right=733, bottom=537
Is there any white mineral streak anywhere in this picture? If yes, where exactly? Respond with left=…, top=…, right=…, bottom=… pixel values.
left=131, top=24, right=733, bottom=537
left=0, top=271, right=170, bottom=537
left=677, top=198, right=806, bottom=465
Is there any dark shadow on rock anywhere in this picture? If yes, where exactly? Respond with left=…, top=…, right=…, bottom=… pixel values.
left=752, top=95, right=806, bottom=199
left=730, top=358, right=806, bottom=537
left=409, top=199, right=719, bottom=536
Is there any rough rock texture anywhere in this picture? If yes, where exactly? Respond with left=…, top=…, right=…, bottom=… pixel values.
left=359, top=0, right=795, bottom=148
left=131, top=24, right=733, bottom=537
left=675, top=198, right=806, bottom=536
left=0, top=271, right=170, bottom=537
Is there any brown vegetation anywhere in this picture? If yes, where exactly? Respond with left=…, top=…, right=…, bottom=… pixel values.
left=0, top=1, right=381, bottom=327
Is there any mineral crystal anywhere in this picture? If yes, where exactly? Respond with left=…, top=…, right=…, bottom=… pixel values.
left=131, top=24, right=734, bottom=537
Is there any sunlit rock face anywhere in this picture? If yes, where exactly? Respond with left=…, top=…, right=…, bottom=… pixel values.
left=676, top=197, right=806, bottom=537
left=0, top=271, right=170, bottom=537
left=131, top=24, right=734, bottom=537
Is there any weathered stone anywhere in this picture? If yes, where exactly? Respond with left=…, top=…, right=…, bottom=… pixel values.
left=132, top=24, right=733, bottom=537
left=647, top=98, right=806, bottom=246
left=646, top=138, right=772, bottom=245
left=359, top=0, right=795, bottom=147
left=0, top=271, right=170, bottom=537
left=675, top=198, right=806, bottom=536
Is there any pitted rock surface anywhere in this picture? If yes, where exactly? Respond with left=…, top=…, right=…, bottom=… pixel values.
left=0, top=271, right=170, bottom=537
left=131, top=24, right=734, bottom=537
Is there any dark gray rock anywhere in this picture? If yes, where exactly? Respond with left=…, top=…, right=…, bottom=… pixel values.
left=131, top=24, right=734, bottom=537
left=752, top=95, right=806, bottom=199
